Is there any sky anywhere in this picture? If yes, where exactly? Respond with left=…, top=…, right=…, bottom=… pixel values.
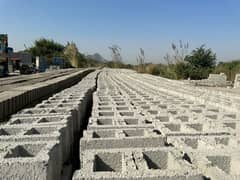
left=1, top=0, right=240, bottom=64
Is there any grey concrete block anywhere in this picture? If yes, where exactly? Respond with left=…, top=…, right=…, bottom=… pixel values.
left=0, top=141, right=62, bottom=180
left=80, top=128, right=166, bottom=152
left=73, top=147, right=204, bottom=180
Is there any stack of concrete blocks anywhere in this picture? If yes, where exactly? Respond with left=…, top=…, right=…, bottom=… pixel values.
left=123, top=70, right=240, bottom=179
left=187, top=73, right=230, bottom=87
left=73, top=69, right=240, bottom=180
left=0, top=68, right=94, bottom=122
left=0, top=71, right=99, bottom=180
left=234, top=74, right=240, bottom=88
left=73, top=71, right=205, bottom=180
left=126, top=70, right=240, bottom=114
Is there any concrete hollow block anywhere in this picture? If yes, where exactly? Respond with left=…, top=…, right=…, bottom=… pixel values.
left=93, top=152, right=122, bottom=172
left=0, top=141, right=62, bottom=180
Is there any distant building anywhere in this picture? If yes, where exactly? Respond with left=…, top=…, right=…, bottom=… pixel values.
left=52, top=57, right=65, bottom=68
left=8, top=51, right=33, bottom=72
left=7, top=47, right=13, bottom=53
left=35, top=56, right=66, bottom=72
left=11, top=52, right=33, bottom=66
left=0, top=34, right=8, bottom=76
left=36, top=56, right=48, bottom=72
left=0, top=34, right=8, bottom=53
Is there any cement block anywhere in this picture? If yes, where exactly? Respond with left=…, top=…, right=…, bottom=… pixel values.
left=0, top=141, right=62, bottom=180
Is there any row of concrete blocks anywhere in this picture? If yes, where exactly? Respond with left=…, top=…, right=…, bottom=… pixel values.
left=108, top=69, right=238, bottom=120
left=110, top=71, right=239, bottom=130
left=0, top=69, right=95, bottom=122
left=92, top=100, right=237, bottom=122
left=87, top=116, right=237, bottom=135
left=167, top=135, right=240, bottom=180
left=126, top=71, right=240, bottom=113
left=74, top=147, right=204, bottom=180
left=72, top=71, right=206, bottom=180
left=112, top=70, right=240, bottom=179
left=117, top=71, right=213, bottom=103
left=89, top=93, right=238, bottom=137
left=114, top=72, right=239, bottom=130
left=73, top=70, right=240, bottom=180
left=77, top=128, right=239, bottom=179
left=0, top=71, right=99, bottom=180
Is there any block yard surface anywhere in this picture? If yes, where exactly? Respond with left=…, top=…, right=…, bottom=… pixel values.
left=0, top=69, right=239, bottom=180
left=0, top=68, right=94, bottom=121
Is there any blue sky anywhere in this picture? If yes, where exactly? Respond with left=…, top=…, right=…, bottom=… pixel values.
left=1, top=0, right=240, bottom=64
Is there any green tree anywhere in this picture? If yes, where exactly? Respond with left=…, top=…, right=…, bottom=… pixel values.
left=27, top=38, right=64, bottom=58
left=184, top=45, right=216, bottom=79
left=174, top=62, right=190, bottom=79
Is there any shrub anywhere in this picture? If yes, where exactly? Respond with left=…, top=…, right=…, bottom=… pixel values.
left=145, top=64, right=160, bottom=75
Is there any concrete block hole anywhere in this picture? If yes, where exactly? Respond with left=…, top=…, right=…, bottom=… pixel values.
left=191, top=109, right=203, bottom=113
left=177, top=116, right=189, bottom=122
left=99, top=97, right=110, bottom=102
left=98, top=102, right=109, bottom=106
left=187, top=123, right=203, bottom=132
left=223, top=114, right=236, bottom=119
left=158, top=104, right=167, bottom=109
left=98, top=107, right=112, bottom=111
left=24, top=127, right=57, bottom=135
left=4, top=144, right=44, bottom=158
left=207, top=156, right=231, bottom=174
left=156, top=116, right=169, bottom=122
left=10, top=118, right=36, bottom=125
left=119, top=112, right=134, bottom=116
left=167, top=109, right=178, bottom=115
left=224, top=122, right=236, bottom=129
left=148, top=110, right=159, bottom=115
left=116, top=102, right=126, bottom=106
left=215, top=137, right=229, bottom=145
left=141, top=105, right=150, bottom=110
left=164, top=124, right=181, bottom=132
left=116, top=106, right=129, bottom=111
left=124, top=118, right=138, bottom=125
left=206, top=114, right=218, bottom=120
left=0, top=128, right=22, bottom=136
left=123, top=129, right=144, bottom=137
left=37, top=117, right=61, bottom=123
left=98, top=112, right=114, bottom=117
left=93, top=152, right=122, bottom=172
left=145, top=120, right=152, bottom=124
left=143, top=150, right=168, bottom=170
left=97, top=118, right=113, bottom=125
left=184, top=138, right=198, bottom=149
left=92, top=130, right=115, bottom=138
